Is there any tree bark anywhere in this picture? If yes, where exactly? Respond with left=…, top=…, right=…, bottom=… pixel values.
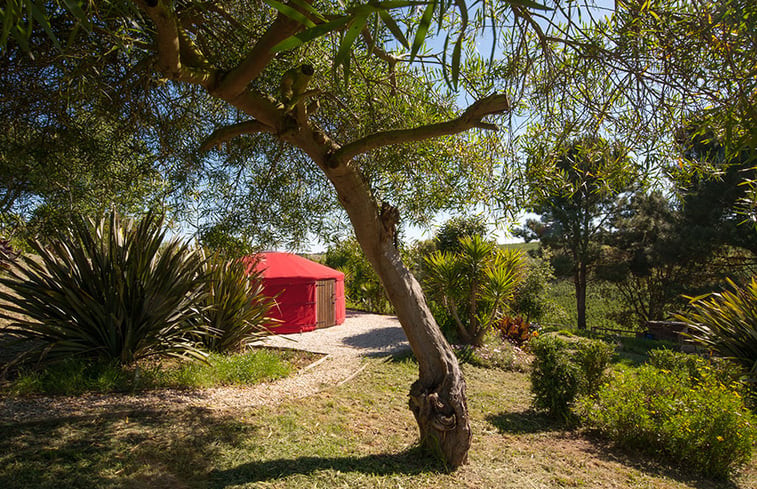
left=318, top=162, right=472, bottom=467
left=575, top=261, right=587, bottom=330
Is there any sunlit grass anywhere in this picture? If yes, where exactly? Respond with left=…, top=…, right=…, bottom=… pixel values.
left=5, top=348, right=317, bottom=395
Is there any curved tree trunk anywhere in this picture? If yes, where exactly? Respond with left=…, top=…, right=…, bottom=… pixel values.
left=321, top=163, right=472, bottom=467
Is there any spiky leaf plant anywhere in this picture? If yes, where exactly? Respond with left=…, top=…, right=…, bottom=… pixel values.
left=676, top=278, right=757, bottom=385
left=0, top=211, right=208, bottom=366
left=424, top=235, right=524, bottom=346
left=197, top=255, right=277, bottom=353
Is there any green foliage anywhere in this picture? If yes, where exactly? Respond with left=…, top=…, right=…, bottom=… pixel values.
left=0, top=211, right=207, bottom=366
left=676, top=279, right=757, bottom=387
left=539, top=278, right=627, bottom=330
left=424, top=235, right=524, bottom=345
left=323, top=238, right=391, bottom=314
left=163, top=350, right=291, bottom=388
left=433, top=215, right=487, bottom=253
left=576, top=363, right=757, bottom=479
left=530, top=334, right=614, bottom=420
left=8, top=358, right=130, bottom=396
left=520, top=136, right=638, bottom=329
left=197, top=255, right=276, bottom=354
left=529, top=335, right=580, bottom=420
left=647, top=349, right=745, bottom=389
left=510, top=252, right=555, bottom=323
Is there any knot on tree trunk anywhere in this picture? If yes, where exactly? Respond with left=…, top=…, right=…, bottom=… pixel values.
left=409, top=387, right=458, bottom=432
left=380, top=202, right=400, bottom=247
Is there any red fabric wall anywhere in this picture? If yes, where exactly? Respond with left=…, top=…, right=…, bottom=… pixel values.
left=244, top=253, right=345, bottom=334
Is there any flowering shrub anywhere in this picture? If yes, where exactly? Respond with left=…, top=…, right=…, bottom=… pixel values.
left=576, top=364, right=756, bottom=479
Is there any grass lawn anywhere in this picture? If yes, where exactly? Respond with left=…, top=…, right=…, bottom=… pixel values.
left=1, top=355, right=754, bottom=489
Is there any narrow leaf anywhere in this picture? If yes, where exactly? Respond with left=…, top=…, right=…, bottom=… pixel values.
left=61, top=0, right=91, bottom=28
left=263, top=0, right=316, bottom=28
left=287, top=0, right=327, bottom=22
left=29, top=2, right=61, bottom=50
left=379, top=9, right=408, bottom=48
left=334, top=11, right=369, bottom=68
left=410, top=2, right=435, bottom=60
left=451, top=34, right=462, bottom=88
left=271, top=16, right=350, bottom=52
left=507, top=0, right=552, bottom=12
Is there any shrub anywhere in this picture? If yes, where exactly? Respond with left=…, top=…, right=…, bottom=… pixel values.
left=530, top=334, right=614, bottom=420
left=530, top=335, right=581, bottom=420
left=576, top=364, right=757, bottom=479
left=0, top=211, right=207, bottom=366
left=197, top=255, right=276, bottom=353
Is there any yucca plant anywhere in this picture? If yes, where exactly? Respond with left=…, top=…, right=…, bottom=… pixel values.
left=197, top=255, right=277, bottom=353
left=676, top=278, right=757, bottom=386
left=424, top=235, right=524, bottom=346
left=0, top=211, right=208, bottom=366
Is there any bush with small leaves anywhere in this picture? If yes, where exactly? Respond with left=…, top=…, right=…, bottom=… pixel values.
left=576, top=363, right=756, bottom=479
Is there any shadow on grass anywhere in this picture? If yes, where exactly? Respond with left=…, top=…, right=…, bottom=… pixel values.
left=0, top=406, right=254, bottom=489
left=208, top=445, right=447, bottom=487
left=486, top=409, right=563, bottom=434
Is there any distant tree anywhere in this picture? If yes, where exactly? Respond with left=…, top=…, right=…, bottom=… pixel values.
left=599, top=128, right=757, bottom=326
left=323, top=238, right=392, bottom=314
left=510, top=251, right=556, bottom=324
left=434, top=216, right=488, bottom=254
left=518, top=136, right=636, bottom=329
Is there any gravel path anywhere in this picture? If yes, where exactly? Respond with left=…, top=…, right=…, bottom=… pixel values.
left=0, top=311, right=410, bottom=424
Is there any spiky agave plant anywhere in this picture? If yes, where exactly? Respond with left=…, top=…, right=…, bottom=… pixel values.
left=197, top=254, right=277, bottom=353
left=0, top=211, right=208, bottom=366
left=676, top=278, right=757, bottom=386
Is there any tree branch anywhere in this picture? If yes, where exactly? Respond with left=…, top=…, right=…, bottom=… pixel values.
left=331, top=94, right=510, bottom=165
left=214, top=2, right=311, bottom=99
left=200, top=120, right=275, bottom=153
left=135, top=0, right=216, bottom=87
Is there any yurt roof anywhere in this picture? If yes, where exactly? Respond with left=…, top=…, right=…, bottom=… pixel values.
left=243, top=252, right=344, bottom=281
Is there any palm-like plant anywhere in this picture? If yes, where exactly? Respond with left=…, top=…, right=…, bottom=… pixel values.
left=676, top=278, right=757, bottom=385
left=197, top=255, right=277, bottom=353
left=0, top=211, right=208, bottom=366
left=424, top=235, right=524, bottom=346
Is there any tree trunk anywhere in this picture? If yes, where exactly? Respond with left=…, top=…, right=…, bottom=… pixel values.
left=575, top=261, right=587, bottom=330
left=322, top=164, right=472, bottom=467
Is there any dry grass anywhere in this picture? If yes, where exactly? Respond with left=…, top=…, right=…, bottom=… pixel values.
left=0, top=355, right=754, bottom=489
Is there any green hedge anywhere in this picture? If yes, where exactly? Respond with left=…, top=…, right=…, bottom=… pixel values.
left=529, top=334, right=614, bottom=420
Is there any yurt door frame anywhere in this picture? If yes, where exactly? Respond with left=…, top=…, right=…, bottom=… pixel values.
left=315, top=279, right=336, bottom=328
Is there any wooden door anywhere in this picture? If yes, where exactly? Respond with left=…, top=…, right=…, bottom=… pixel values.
left=315, top=279, right=336, bottom=328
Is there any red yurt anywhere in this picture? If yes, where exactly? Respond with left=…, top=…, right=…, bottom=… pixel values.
left=243, top=252, right=346, bottom=334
